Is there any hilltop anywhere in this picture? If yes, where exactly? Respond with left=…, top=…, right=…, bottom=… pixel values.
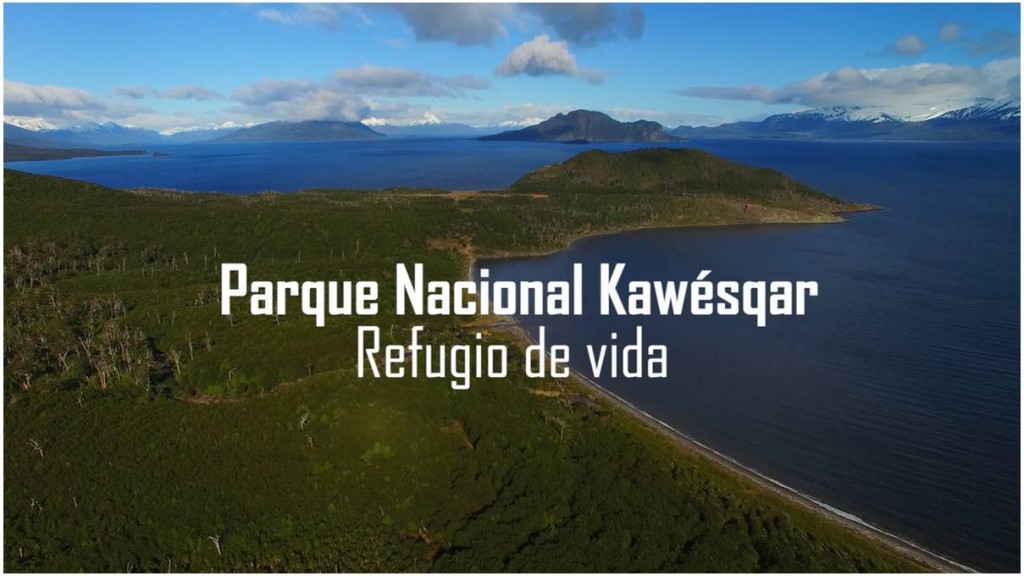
left=513, top=147, right=865, bottom=215
left=480, top=110, right=680, bottom=143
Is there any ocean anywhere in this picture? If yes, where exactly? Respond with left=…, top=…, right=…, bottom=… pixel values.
left=7, top=137, right=1020, bottom=571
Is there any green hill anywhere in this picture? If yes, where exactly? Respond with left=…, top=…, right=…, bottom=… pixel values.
left=513, top=148, right=860, bottom=213
left=3, top=150, right=910, bottom=572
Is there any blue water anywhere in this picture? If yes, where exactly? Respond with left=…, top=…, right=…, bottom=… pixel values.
left=5, top=138, right=689, bottom=193
left=8, top=138, right=1020, bottom=570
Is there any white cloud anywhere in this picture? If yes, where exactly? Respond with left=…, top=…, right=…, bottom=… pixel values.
left=4, top=79, right=152, bottom=127
left=496, top=35, right=576, bottom=77
left=227, top=66, right=489, bottom=125
left=5, top=80, right=107, bottom=115
left=495, top=35, right=605, bottom=84
left=674, top=58, right=1020, bottom=114
left=332, top=65, right=489, bottom=97
left=229, top=79, right=369, bottom=122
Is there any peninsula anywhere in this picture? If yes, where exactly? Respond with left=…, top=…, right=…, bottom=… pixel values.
left=4, top=143, right=152, bottom=162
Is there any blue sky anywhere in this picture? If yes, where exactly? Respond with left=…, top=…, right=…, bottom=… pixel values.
left=3, top=3, right=1020, bottom=131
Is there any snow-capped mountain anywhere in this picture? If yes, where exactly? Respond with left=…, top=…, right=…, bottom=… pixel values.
left=368, top=113, right=498, bottom=137
left=14, top=122, right=167, bottom=146
left=498, top=118, right=545, bottom=128
left=3, top=120, right=245, bottom=147
left=932, top=98, right=1021, bottom=122
left=4, top=117, right=58, bottom=131
left=410, top=112, right=443, bottom=126
left=62, top=121, right=146, bottom=133
left=158, top=122, right=248, bottom=142
left=771, top=106, right=904, bottom=124
left=672, top=98, right=1020, bottom=141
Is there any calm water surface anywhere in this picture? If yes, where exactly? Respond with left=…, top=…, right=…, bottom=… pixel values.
left=9, top=138, right=1020, bottom=570
left=5, top=138, right=683, bottom=192
left=483, top=140, right=1020, bottom=572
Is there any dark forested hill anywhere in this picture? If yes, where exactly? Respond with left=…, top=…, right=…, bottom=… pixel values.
left=480, top=110, right=679, bottom=143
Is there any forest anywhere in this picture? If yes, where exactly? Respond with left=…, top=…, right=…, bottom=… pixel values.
left=4, top=148, right=922, bottom=571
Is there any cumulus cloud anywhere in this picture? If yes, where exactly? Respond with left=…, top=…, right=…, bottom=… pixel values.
left=496, top=35, right=576, bottom=77
left=378, top=3, right=644, bottom=47
left=332, top=65, right=489, bottom=97
left=939, top=23, right=963, bottom=44
left=495, top=35, right=605, bottom=84
left=4, top=79, right=151, bottom=126
left=391, top=3, right=514, bottom=46
left=115, top=84, right=222, bottom=101
left=884, top=34, right=928, bottom=56
left=228, top=66, right=489, bottom=124
left=674, top=58, right=1021, bottom=111
left=228, top=77, right=368, bottom=123
left=5, top=80, right=108, bottom=115
left=523, top=4, right=643, bottom=46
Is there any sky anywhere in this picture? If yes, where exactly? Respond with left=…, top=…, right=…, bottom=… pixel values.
left=2, top=2, right=1021, bottom=132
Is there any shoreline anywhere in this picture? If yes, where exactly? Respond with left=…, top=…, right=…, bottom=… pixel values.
left=461, top=216, right=973, bottom=574
left=469, top=206, right=870, bottom=264
left=505, top=320, right=972, bottom=573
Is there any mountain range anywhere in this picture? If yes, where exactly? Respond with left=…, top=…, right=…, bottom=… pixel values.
left=3, top=99, right=1019, bottom=150
left=365, top=112, right=497, bottom=137
left=3, top=121, right=215, bottom=148
left=671, top=99, right=1020, bottom=141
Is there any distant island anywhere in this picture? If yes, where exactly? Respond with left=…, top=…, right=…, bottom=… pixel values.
left=213, top=120, right=385, bottom=143
left=4, top=143, right=151, bottom=162
left=480, top=110, right=680, bottom=143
